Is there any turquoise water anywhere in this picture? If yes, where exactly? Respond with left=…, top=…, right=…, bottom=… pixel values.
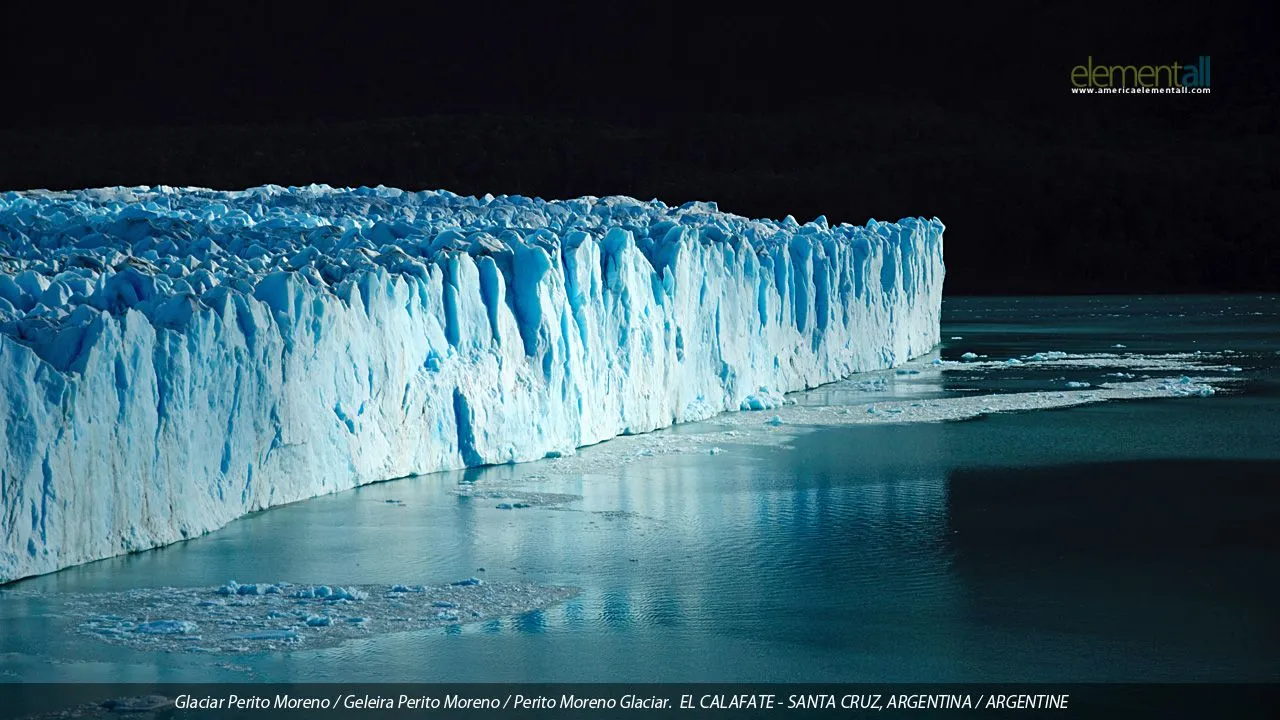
left=3, top=296, right=1278, bottom=682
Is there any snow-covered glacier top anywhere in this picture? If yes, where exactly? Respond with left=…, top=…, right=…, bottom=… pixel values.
left=1, top=184, right=943, bottom=583
left=0, top=184, right=940, bottom=370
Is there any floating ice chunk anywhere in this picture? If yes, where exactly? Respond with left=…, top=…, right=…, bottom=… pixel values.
left=1065, top=381, right=1090, bottom=388
left=134, top=620, right=197, bottom=635
left=1005, top=358, right=1023, bottom=365
left=764, top=415, right=785, bottom=426
left=390, top=585, right=425, bottom=593
left=740, top=387, right=783, bottom=411
left=305, top=615, right=332, bottom=627
left=1024, top=351, right=1067, bottom=361
left=1152, top=376, right=1220, bottom=397
left=288, top=584, right=361, bottom=600
left=961, top=352, right=978, bottom=360
left=331, top=587, right=367, bottom=601
left=1112, top=344, right=1127, bottom=348
left=432, top=601, right=459, bottom=609
left=709, top=446, right=725, bottom=455
left=450, top=578, right=483, bottom=587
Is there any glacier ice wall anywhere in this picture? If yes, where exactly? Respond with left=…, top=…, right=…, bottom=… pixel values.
left=0, top=185, right=944, bottom=582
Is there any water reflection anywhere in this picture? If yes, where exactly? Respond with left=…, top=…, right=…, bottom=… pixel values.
left=942, top=459, right=1280, bottom=680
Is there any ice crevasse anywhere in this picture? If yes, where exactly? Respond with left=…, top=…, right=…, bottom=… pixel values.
left=0, top=185, right=944, bottom=582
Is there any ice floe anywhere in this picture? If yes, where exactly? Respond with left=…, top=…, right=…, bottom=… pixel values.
left=60, top=580, right=578, bottom=654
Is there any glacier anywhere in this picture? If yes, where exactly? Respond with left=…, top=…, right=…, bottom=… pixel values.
left=0, top=185, right=945, bottom=583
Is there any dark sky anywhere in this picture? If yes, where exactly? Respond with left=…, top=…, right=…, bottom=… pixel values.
left=4, top=2, right=1272, bottom=123
left=2, top=1, right=1277, bottom=293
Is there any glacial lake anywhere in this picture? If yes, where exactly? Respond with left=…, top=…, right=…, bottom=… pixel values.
left=3, top=296, right=1277, bottom=683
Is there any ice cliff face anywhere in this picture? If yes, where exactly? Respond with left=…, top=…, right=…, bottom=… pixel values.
left=0, top=185, right=944, bottom=582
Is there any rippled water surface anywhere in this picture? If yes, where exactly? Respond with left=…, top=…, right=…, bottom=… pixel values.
left=3, top=296, right=1278, bottom=682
